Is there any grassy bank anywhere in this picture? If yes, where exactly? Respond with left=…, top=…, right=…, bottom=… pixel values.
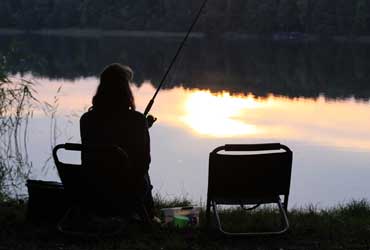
left=1, top=198, right=370, bottom=250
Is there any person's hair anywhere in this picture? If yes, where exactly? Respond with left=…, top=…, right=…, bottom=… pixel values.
left=92, top=63, right=135, bottom=112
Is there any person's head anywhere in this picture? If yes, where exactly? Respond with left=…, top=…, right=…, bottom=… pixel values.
left=92, top=63, right=135, bottom=112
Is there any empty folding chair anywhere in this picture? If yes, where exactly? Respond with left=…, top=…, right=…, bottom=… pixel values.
left=206, top=143, right=293, bottom=236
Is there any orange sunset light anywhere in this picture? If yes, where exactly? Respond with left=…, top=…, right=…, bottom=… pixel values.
left=181, top=91, right=261, bottom=137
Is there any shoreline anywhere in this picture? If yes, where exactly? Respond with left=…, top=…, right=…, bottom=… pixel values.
left=0, top=28, right=205, bottom=39
left=1, top=28, right=370, bottom=43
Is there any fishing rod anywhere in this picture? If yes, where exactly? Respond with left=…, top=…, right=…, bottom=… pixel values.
left=144, top=0, right=209, bottom=117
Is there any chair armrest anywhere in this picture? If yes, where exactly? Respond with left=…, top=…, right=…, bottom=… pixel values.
left=64, top=143, right=83, bottom=151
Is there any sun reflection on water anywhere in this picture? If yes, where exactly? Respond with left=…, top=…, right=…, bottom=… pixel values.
left=181, top=91, right=260, bottom=137
left=28, top=77, right=370, bottom=151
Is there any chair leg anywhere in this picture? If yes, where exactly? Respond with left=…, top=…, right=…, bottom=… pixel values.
left=212, top=198, right=289, bottom=236
left=212, top=201, right=224, bottom=233
left=283, top=195, right=289, bottom=212
left=277, top=198, right=290, bottom=233
left=206, top=198, right=211, bottom=228
left=138, top=203, right=152, bottom=225
left=57, top=206, right=73, bottom=235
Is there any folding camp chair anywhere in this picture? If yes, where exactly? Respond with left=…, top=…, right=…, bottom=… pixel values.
left=206, top=143, right=293, bottom=236
left=52, top=143, right=150, bottom=235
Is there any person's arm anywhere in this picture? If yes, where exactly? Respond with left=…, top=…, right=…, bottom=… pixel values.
left=80, top=113, right=87, bottom=144
left=80, top=112, right=90, bottom=164
left=131, top=113, right=151, bottom=177
left=143, top=117, right=151, bottom=167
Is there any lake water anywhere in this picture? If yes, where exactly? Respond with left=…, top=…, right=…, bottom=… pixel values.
left=1, top=34, right=370, bottom=207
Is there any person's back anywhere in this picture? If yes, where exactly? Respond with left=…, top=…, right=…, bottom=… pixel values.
left=80, top=109, right=150, bottom=177
left=79, top=64, right=153, bottom=216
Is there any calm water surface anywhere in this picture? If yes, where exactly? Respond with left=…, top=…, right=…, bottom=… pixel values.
left=21, top=77, right=370, bottom=207
left=2, top=34, right=370, bottom=207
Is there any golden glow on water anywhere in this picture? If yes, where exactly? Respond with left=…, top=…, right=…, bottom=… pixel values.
left=148, top=86, right=370, bottom=151
left=31, top=77, right=370, bottom=151
left=181, top=91, right=259, bottom=137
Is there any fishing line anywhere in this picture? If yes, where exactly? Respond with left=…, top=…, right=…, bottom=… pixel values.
left=144, top=0, right=209, bottom=116
left=166, top=40, right=187, bottom=90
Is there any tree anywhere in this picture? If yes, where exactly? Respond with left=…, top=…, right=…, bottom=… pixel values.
left=80, top=0, right=105, bottom=27
left=257, top=0, right=279, bottom=33
left=335, top=0, right=356, bottom=35
left=46, top=0, right=82, bottom=28
left=297, top=0, right=314, bottom=33
left=277, top=0, right=302, bottom=32
left=354, top=0, right=370, bottom=35
left=311, top=0, right=337, bottom=35
left=0, top=0, right=13, bottom=27
left=240, top=0, right=260, bottom=33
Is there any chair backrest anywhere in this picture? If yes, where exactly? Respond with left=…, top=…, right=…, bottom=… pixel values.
left=208, top=143, right=293, bottom=204
left=52, top=143, right=130, bottom=214
left=52, top=143, right=84, bottom=203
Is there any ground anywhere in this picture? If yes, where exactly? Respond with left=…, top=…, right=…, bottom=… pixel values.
left=0, top=199, right=370, bottom=250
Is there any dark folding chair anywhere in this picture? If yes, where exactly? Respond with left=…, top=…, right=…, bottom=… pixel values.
left=206, top=143, right=293, bottom=236
left=52, top=143, right=150, bottom=235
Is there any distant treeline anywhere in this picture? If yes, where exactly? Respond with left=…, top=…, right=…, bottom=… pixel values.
left=1, top=34, right=370, bottom=100
left=1, top=0, right=370, bottom=35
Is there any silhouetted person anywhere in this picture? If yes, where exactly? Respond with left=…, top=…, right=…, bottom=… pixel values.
left=80, top=63, right=154, bottom=219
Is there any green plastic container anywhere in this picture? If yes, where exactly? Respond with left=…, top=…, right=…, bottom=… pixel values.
left=173, top=215, right=189, bottom=228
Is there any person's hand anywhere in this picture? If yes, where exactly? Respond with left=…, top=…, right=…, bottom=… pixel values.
left=146, top=115, right=157, bottom=128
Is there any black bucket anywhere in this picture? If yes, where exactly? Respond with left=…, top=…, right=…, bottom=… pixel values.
left=26, top=179, right=70, bottom=223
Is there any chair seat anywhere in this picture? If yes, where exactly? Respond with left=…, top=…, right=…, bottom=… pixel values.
left=212, top=195, right=279, bottom=205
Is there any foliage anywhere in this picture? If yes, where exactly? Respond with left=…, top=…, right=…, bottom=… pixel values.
left=1, top=0, right=370, bottom=35
left=0, top=54, right=36, bottom=200
left=354, top=0, right=370, bottom=35
left=277, top=0, right=302, bottom=32
left=153, top=193, right=192, bottom=209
